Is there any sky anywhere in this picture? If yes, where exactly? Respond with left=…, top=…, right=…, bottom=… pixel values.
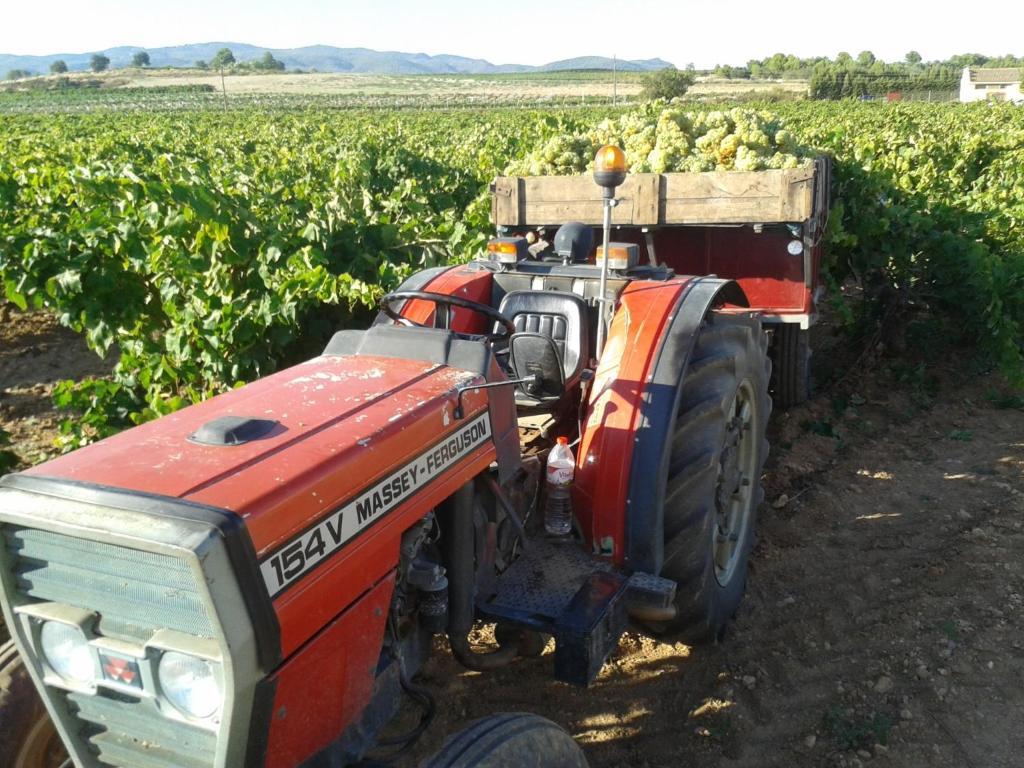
left=2, top=0, right=1021, bottom=67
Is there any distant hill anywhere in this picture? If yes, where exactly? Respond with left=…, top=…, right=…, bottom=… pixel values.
left=538, top=57, right=673, bottom=72
left=0, top=43, right=675, bottom=76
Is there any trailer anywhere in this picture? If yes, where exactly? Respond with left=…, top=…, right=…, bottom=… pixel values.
left=492, top=156, right=832, bottom=406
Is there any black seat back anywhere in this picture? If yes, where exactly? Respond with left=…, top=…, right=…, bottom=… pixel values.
left=496, top=290, right=590, bottom=385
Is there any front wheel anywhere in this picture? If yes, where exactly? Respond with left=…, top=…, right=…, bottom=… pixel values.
left=0, top=640, right=68, bottom=768
left=421, top=713, right=588, bottom=768
left=660, top=313, right=771, bottom=643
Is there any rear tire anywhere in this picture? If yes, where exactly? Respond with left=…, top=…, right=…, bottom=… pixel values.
left=421, top=713, right=588, bottom=768
left=0, top=640, right=68, bottom=768
left=769, top=323, right=811, bottom=408
left=660, top=313, right=770, bottom=643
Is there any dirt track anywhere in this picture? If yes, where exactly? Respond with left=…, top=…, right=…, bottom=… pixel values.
left=1, top=307, right=1022, bottom=767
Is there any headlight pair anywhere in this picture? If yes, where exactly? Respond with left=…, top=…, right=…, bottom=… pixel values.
left=38, top=620, right=223, bottom=720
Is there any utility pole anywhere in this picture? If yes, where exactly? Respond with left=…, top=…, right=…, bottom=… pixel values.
left=612, top=54, right=617, bottom=107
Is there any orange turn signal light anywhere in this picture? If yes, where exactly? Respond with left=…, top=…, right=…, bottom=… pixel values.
left=596, top=242, right=639, bottom=271
left=487, top=241, right=519, bottom=256
left=486, top=237, right=529, bottom=264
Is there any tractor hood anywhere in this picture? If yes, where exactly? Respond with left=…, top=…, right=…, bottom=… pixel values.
left=21, top=347, right=495, bottom=556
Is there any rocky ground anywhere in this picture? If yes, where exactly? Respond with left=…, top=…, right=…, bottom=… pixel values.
left=1, top=306, right=1022, bottom=767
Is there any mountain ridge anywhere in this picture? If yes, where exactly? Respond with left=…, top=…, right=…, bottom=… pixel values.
left=1, top=42, right=674, bottom=76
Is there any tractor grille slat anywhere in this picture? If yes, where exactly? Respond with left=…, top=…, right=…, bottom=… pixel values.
left=69, top=692, right=215, bottom=768
left=6, top=527, right=214, bottom=638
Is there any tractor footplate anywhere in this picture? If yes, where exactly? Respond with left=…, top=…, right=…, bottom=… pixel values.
left=478, top=538, right=629, bottom=686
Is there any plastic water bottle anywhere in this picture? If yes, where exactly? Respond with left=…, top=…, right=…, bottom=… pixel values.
left=544, top=437, right=575, bottom=536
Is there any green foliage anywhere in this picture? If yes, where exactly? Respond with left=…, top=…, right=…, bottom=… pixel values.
left=90, top=54, right=110, bottom=73
left=800, top=419, right=840, bottom=439
left=256, top=52, right=285, bottom=72
left=822, top=706, right=892, bottom=750
left=809, top=63, right=960, bottom=99
left=132, top=51, right=151, bottom=68
left=0, top=428, right=20, bottom=473
left=211, top=48, right=235, bottom=70
left=6, top=70, right=32, bottom=81
left=772, top=102, right=1024, bottom=384
left=985, top=390, right=1024, bottom=410
left=639, top=68, right=695, bottom=101
left=743, top=50, right=1024, bottom=81
left=0, top=108, right=555, bottom=447
left=50, top=60, right=68, bottom=74
left=0, top=100, right=1021, bottom=449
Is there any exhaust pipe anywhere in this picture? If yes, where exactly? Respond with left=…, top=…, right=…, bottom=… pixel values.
left=442, top=481, right=518, bottom=670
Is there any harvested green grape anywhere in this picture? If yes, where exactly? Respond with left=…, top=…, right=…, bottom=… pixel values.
left=507, top=103, right=813, bottom=175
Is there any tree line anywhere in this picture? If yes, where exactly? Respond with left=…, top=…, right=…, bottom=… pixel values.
left=6, top=48, right=285, bottom=81
left=711, top=51, right=1022, bottom=99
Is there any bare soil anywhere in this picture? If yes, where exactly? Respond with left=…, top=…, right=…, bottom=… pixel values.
left=408, top=336, right=1024, bottom=766
left=1, top=306, right=1022, bottom=768
left=0, top=305, right=114, bottom=466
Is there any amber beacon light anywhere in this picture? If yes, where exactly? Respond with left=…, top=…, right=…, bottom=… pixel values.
left=593, top=144, right=628, bottom=195
left=592, top=144, right=628, bottom=359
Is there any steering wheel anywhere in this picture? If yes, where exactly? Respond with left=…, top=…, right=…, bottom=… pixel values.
left=379, top=290, right=517, bottom=342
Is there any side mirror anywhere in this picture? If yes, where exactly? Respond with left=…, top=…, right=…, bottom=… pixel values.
left=509, top=333, right=565, bottom=400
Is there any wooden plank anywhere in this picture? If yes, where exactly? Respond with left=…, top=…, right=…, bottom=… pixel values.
left=780, top=167, right=816, bottom=221
left=492, top=177, right=521, bottom=226
left=520, top=176, right=624, bottom=226
left=491, top=165, right=818, bottom=227
left=633, top=174, right=661, bottom=225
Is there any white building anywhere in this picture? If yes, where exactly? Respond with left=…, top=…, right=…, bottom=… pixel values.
left=960, top=67, right=1023, bottom=104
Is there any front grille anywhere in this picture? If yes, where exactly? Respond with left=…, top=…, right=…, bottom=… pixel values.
left=4, top=525, right=218, bottom=768
left=6, top=526, right=214, bottom=640
left=68, top=692, right=216, bottom=768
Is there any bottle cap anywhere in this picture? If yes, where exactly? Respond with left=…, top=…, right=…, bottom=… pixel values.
left=556, top=436, right=568, bottom=445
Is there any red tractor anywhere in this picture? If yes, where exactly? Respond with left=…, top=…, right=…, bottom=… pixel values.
left=0, top=148, right=829, bottom=767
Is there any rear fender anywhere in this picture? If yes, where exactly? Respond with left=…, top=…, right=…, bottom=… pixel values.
left=575, top=277, right=748, bottom=570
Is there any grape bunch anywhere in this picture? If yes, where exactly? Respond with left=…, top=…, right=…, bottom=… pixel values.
left=508, top=102, right=812, bottom=176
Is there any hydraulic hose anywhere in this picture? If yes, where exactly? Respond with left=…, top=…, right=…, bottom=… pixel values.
left=442, top=481, right=519, bottom=671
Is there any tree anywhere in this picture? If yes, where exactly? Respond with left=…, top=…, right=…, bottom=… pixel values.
left=640, top=68, right=696, bottom=100
left=50, top=60, right=68, bottom=74
left=836, top=51, right=853, bottom=65
left=211, top=48, right=235, bottom=70
left=90, top=54, right=110, bottom=73
left=905, top=51, right=922, bottom=65
left=195, top=60, right=209, bottom=70
left=211, top=48, right=235, bottom=109
left=6, top=69, right=31, bottom=80
left=132, top=51, right=150, bottom=67
left=257, top=51, right=285, bottom=71
left=857, top=50, right=876, bottom=67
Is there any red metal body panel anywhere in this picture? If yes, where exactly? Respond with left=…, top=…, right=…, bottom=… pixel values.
left=264, top=571, right=395, bottom=768
left=612, top=228, right=816, bottom=318
left=27, top=354, right=493, bottom=656
left=403, top=265, right=494, bottom=333
left=573, top=279, right=692, bottom=563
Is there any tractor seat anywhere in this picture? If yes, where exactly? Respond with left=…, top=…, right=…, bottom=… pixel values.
left=496, top=290, right=591, bottom=409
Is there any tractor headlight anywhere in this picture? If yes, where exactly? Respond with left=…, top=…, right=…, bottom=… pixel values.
left=158, top=651, right=224, bottom=720
left=40, top=621, right=94, bottom=685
